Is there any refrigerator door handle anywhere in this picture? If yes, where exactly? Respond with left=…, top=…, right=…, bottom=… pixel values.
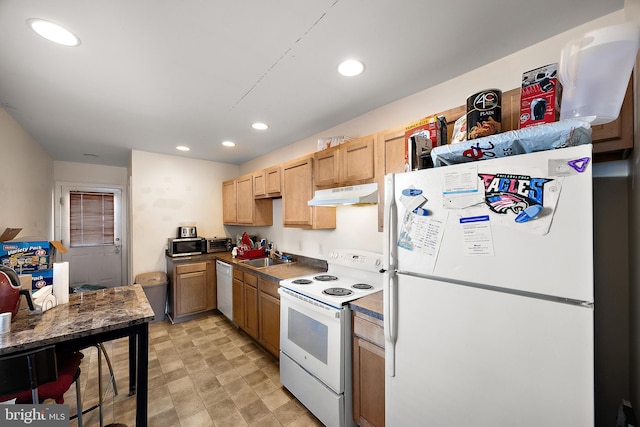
left=383, top=173, right=397, bottom=272
left=383, top=173, right=399, bottom=377
left=384, top=270, right=398, bottom=377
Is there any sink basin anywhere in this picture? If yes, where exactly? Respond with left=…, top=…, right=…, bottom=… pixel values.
left=240, top=257, right=292, bottom=268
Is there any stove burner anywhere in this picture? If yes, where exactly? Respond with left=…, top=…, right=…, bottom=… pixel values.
left=314, top=274, right=338, bottom=282
left=352, top=283, right=373, bottom=290
left=292, top=279, right=313, bottom=285
left=322, top=287, right=354, bottom=297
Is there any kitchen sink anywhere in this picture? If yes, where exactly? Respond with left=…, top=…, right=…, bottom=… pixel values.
left=241, top=257, right=292, bottom=268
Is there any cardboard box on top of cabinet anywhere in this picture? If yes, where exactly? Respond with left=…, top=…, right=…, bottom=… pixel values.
left=519, top=63, right=562, bottom=129
left=317, top=136, right=353, bottom=151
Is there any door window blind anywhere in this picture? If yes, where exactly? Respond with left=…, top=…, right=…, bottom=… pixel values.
left=69, top=191, right=115, bottom=247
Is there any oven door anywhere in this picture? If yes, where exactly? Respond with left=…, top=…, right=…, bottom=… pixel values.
left=279, top=288, right=347, bottom=394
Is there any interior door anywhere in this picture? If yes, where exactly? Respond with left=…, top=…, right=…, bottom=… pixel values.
left=59, top=185, right=124, bottom=288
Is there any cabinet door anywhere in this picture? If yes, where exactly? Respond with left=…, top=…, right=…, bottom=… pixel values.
left=232, top=276, right=244, bottom=328
left=353, top=336, right=386, bottom=427
left=314, top=147, right=340, bottom=187
left=258, top=278, right=280, bottom=357
left=592, top=76, right=633, bottom=158
left=282, top=157, right=314, bottom=227
left=175, top=264, right=208, bottom=317
left=282, top=156, right=336, bottom=229
left=243, top=272, right=259, bottom=339
left=253, top=171, right=266, bottom=198
left=259, top=291, right=280, bottom=357
left=265, top=166, right=282, bottom=196
left=376, top=127, right=407, bottom=231
left=341, top=135, right=375, bottom=184
left=222, top=179, right=237, bottom=224
left=236, top=175, right=254, bottom=224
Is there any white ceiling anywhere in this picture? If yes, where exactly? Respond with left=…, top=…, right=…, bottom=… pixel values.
left=0, top=0, right=624, bottom=167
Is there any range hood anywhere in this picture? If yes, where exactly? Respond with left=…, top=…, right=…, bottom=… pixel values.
left=308, top=183, right=378, bottom=206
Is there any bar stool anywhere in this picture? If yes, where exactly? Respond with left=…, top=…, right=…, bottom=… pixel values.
left=0, top=346, right=85, bottom=425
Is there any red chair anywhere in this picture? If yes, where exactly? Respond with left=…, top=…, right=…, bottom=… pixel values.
left=0, top=346, right=85, bottom=425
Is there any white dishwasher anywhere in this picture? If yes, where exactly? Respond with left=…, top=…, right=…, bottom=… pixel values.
left=216, top=260, right=233, bottom=321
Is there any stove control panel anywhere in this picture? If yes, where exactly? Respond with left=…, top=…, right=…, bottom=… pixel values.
left=327, top=249, right=382, bottom=272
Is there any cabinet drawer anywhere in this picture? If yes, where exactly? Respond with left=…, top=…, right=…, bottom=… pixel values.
left=176, top=262, right=207, bottom=275
left=244, top=272, right=258, bottom=288
left=258, top=278, right=280, bottom=299
left=233, top=269, right=244, bottom=281
left=353, top=315, right=385, bottom=348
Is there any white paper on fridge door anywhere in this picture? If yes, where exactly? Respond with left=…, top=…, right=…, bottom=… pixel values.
left=460, top=215, right=495, bottom=256
left=442, top=165, right=484, bottom=209
left=398, top=210, right=448, bottom=272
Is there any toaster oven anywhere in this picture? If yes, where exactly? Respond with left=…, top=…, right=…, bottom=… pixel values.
left=205, top=237, right=232, bottom=253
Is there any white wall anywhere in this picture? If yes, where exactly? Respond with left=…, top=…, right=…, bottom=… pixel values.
left=234, top=10, right=626, bottom=260
left=0, top=108, right=53, bottom=240
left=54, top=161, right=127, bottom=185
left=130, top=150, right=239, bottom=278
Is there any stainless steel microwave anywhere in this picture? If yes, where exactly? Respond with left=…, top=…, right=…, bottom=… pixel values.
left=167, top=237, right=205, bottom=257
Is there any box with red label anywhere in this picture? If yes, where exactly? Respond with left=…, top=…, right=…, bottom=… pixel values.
left=30, top=268, right=54, bottom=290
left=0, top=241, right=52, bottom=274
left=404, top=115, right=445, bottom=170
left=519, top=63, right=562, bottom=129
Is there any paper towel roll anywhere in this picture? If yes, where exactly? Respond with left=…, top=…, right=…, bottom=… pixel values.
left=53, top=262, right=69, bottom=304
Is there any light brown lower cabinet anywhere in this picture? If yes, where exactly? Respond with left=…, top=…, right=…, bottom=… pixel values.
left=258, top=277, right=280, bottom=357
left=352, top=310, right=385, bottom=427
left=166, top=258, right=216, bottom=323
left=231, top=267, right=281, bottom=358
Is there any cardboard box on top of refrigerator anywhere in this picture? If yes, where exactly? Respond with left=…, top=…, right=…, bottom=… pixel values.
left=519, top=63, right=562, bottom=129
left=404, top=115, right=446, bottom=170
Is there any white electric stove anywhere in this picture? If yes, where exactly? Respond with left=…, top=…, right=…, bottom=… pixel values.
left=279, top=249, right=382, bottom=427
left=279, top=249, right=383, bottom=308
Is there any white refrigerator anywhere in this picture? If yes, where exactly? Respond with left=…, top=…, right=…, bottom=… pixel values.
left=383, top=144, right=594, bottom=426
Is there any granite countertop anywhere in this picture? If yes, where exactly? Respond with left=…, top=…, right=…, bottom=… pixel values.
left=0, top=284, right=154, bottom=355
left=350, top=290, right=383, bottom=320
left=167, top=251, right=382, bottom=316
left=171, top=251, right=328, bottom=281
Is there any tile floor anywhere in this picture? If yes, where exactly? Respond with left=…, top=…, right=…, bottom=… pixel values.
left=63, top=312, right=323, bottom=427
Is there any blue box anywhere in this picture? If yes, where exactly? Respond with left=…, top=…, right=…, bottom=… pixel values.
left=30, top=269, right=54, bottom=290
left=0, top=241, right=52, bottom=273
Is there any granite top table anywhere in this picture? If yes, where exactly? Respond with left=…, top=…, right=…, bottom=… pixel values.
left=0, top=284, right=154, bottom=426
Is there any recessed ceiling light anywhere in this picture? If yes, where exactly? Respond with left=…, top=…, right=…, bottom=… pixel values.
left=251, top=122, right=269, bottom=130
left=27, top=19, right=80, bottom=47
left=176, top=145, right=190, bottom=151
left=337, top=59, right=364, bottom=77
left=222, top=141, right=236, bottom=147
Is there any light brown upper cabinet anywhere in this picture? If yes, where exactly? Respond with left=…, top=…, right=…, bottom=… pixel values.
left=375, top=126, right=407, bottom=231
left=222, top=175, right=273, bottom=226
left=222, top=179, right=237, bottom=224
left=282, top=155, right=336, bottom=229
left=314, top=134, right=376, bottom=188
left=254, top=165, right=282, bottom=199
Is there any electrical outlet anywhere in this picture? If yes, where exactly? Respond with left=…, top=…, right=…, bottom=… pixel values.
left=298, top=240, right=303, bottom=251
left=318, top=243, right=324, bottom=254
